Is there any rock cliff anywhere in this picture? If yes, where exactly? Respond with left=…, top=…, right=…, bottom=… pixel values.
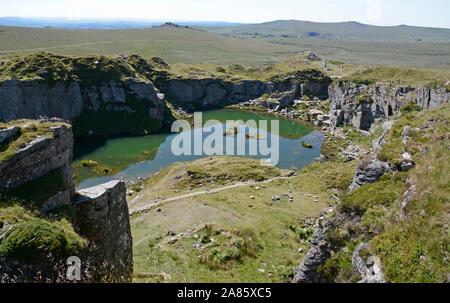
left=73, top=180, right=133, bottom=282
left=328, top=82, right=415, bottom=130
left=0, top=120, right=133, bottom=282
left=0, top=123, right=74, bottom=211
left=416, top=87, right=450, bottom=110
left=157, top=78, right=270, bottom=110
left=155, top=70, right=330, bottom=110
left=328, top=82, right=449, bottom=130
left=0, top=78, right=172, bottom=137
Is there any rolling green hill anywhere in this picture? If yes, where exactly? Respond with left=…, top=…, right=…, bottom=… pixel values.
left=0, top=25, right=299, bottom=66
left=0, top=24, right=449, bottom=69
left=199, top=20, right=450, bottom=43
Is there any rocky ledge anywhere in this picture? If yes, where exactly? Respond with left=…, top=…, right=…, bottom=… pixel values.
left=328, top=82, right=449, bottom=131
left=0, top=77, right=172, bottom=137
left=0, top=121, right=133, bottom=282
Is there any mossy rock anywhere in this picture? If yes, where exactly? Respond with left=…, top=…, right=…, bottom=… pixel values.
left=301, top=141, right=313, bottom=149
left=0, top=219, right=86, bottom=262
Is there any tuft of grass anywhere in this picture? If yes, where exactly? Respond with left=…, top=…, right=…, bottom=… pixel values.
left=288, top=225, right=314, bottom=241
left=277, top=264, right=296, bottom=281
left=198, top=224, right=261, bottom=270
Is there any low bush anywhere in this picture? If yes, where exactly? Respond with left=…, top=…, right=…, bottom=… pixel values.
left=0, top=218, right=86, bottom=262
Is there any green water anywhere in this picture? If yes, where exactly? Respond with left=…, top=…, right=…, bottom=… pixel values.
left=73, top=109, right=322, bottom=189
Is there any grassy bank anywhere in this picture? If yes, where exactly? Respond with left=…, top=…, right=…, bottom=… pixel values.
left=1, top=25, right=449, bottom=69
left=130, top=156, right=356, bottom=282
left=320, top=104, right=449, bottom=283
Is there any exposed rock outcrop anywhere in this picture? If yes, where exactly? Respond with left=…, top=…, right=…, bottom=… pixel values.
left=0, top=127, right=20, bottom=144
left=352, top=242, right=385, bottom=283
left=0, top=121, right=133, bottom=282
left=293, top=211, right=362, bottom=283
left=328, top=82, right=450, bottom=131
left=416, top=87, right=450, bottom=110
left=0, top=123, right=74, bottom=211
left=328, top=82, right=415, bottom=130
left=0, top=78, right=171, bottom=136
left=349, top=156, right=391, bottom=191
left=157, top=78, right=270, bottom=109
left=292, top=216, right=332, bottom=283
left=349, top=121, right=393, bottom=191
left=155, top=72, right=330, bottom=110
left=73, top=180, right=133, bottom=282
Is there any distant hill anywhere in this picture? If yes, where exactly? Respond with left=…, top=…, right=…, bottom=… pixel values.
left=0, top=17, right=245, bottom=29
left=199, top=20, right=450, bottom=43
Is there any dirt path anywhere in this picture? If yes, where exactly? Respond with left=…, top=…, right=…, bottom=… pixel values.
left=129, top=172, right=295, bottom=215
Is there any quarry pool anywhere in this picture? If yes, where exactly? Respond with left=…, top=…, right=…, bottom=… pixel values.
left=73, top=109, right=323, bottom=189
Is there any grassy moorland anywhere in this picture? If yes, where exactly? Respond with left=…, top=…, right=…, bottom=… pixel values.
left=0, top=24, right=450, bottom=69
left=199, top=20, right=450, bottom=43
left=130, top=157, right=357, bottom=282
left=0, top=25, right=299, bottom=66
left=2, top=51, right=447, bottom=91
left=198, top=20, right=450, bottom=69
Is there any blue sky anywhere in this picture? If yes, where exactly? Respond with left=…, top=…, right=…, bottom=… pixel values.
left=1, top=0, right=449, bottom=28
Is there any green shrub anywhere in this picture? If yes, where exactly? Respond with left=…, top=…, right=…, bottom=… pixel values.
left=289, top=225, right=314, bottom=241
left=199, top=225, right=260, bottom=270
left=318, top=251, right=361, bottom=282
left=393, top=171, right=410, bottom=183
left=0, top=219, right=86, bottom=262
left=260, top=93, right=270, bottom=101
left=340, top=180, right=403, bottom=215
left=326, top=227, right=349, bottom=249
left=401, top=103, right=420, bottom=113
left=277, top=264, right=296, bottom=280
